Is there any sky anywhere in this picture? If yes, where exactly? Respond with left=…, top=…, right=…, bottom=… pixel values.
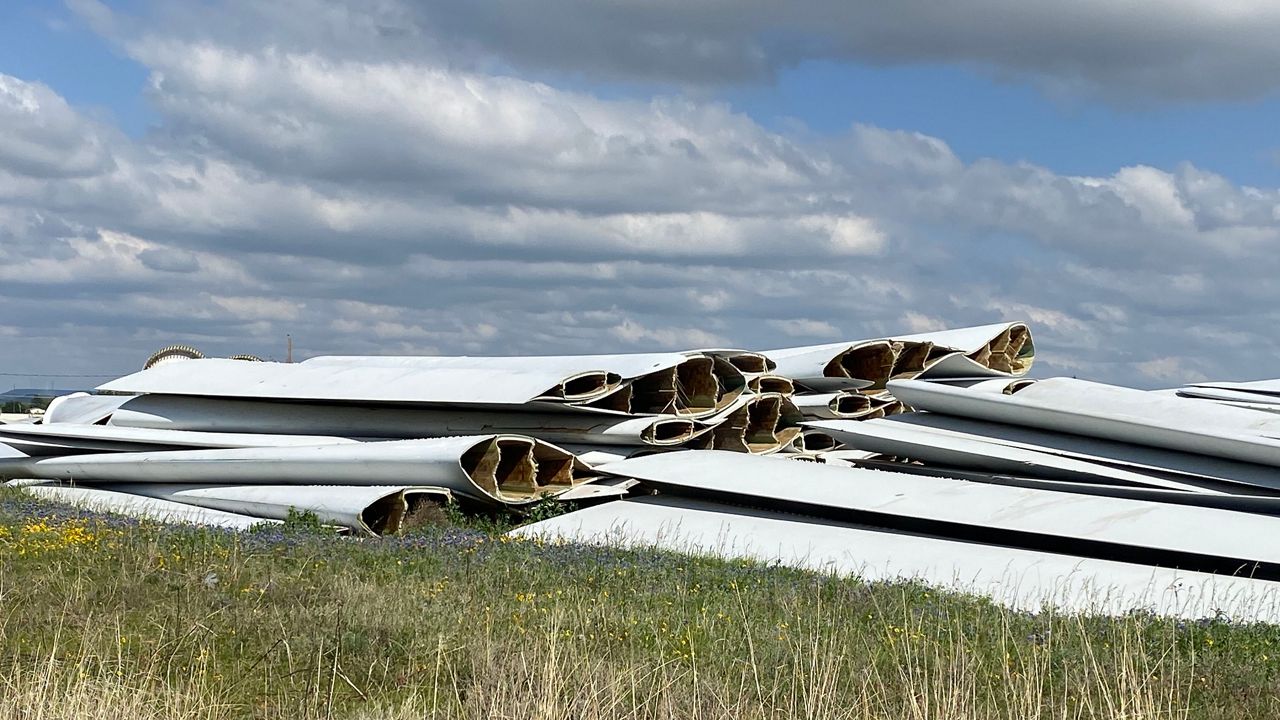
left=2, top=0, right=1280, bottom=390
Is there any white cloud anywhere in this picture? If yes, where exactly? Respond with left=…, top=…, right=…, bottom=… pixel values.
left=899, top=312, right=949, bottom=333
left=2, top=5, right=1280, bottom=388
left=1136, top=357, right=1209, bottom=384
left=209, top=296, right=304, bottom=322
left=766, top=319, right=843, bottom=338
left=125, top=43, right=821, bottom=215
left=0, top=75, right=115, bottom=178
left=1103, top=166, right=1197, bottom=229
left=609, top=319, right=730, bottom=349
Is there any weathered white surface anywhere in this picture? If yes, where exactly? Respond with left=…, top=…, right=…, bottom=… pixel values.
left=103, top=352, right=747, bottom=415
left=938, top=474, right=1280, bottom=516
left=43, top=393, right=133, bottom=425
left=100, top=355, right=677, bottom=405
left=305, top=352, right=746, bottom=417
left=300, top=351, right=690, bottom=382
left=808, top=418, right=1221, bottom=493
left=0, top=422, right=356, bottom=455
left=558, top=445, right=659, bottom=465
left=107, top=394, right=710, bottom=447
left=512, top=496, right=1280, bottom=621
left=1178, top=386, right=1280, bottom=406
left=0, top=436, right=593, bottom=505
left=1177, top=384, right=1280, bottom=412
left=1188, top=379, right=1280, bottom=396
left=1190, top=400, right=1280, bottom=415
left=889, top=378, right=1280, bottom=468
left=814, top=449, right=882, bottom=464
left=22, top=485, right=276, bottom=530
left=956, top=377, right=1038, bottom=394
left=554, top=478, right=640, bottom=501
left=95, top=483, right=449, bottom=536
left=888, top=413, right=1280, bottom=492
left=597, top=451, right=1280, bottom=570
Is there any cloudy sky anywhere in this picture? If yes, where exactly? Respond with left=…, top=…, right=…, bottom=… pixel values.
left=2, top=0, right=1280, bottom=390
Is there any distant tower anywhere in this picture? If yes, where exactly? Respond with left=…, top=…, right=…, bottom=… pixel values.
left=287, top=334, right=293, bottom=363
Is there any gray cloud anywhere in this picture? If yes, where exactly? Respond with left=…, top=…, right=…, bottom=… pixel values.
left=0, top=74, right=115, bottom=178
left=1, top=3, right=1279, bottom=390
left=137, top=247, right=201, bottom=273
left=80, top=0, right=1280, bottom=103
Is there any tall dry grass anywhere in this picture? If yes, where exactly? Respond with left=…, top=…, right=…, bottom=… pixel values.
left=1, top=572, right=1196, bottom=719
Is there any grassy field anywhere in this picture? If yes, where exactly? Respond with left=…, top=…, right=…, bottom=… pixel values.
left=3, top=490, right=1280, bottom=719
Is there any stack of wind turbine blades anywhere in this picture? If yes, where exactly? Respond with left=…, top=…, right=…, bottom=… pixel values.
left=746, top=375, right=795, bottom=394
left=569, top=353, right=747, bottom=417
left=556, top=444, right=672, bottom=465
left=814, top=449, right=889, bottom=465
left=889, top=377, right=1280, bottom=468
left=760, top=339, right=894, bottom=392
left=98, top=394, right=715, bottom=449
left=510, top=494, right=1280, bottom=622
left=1179, top=379, right=1280, bottom=404
left=790, top=427, right=841, bottom=453
left=0, top=421, right=359, bottom=456
left=291, top=351, right=750, bottom=418
left=697, top=349, right=775, bottom=376
left=869, top=469, right=1280, bottom=516
left=790, top=390, right=900, bottom=420
left=0, top=435, right=596, bottom=507
left=592, top=450, right=1280, bottom=579
left=22, top=484, right=278, bottom=531
left=758, top=323, right=1035, bottom=416
left=695, top=349, right=794, bottom=394
left=892, top=322, right=1036, bottom=379
left=878, top=412, right=1280, bottom=495
left=806, top=417, right=1249, bottom=494
left=76, top=483, right=453, bottom=536
left=1175, top=380, right=1280, bottom=414
left=701, top=392, right=804, bottom=454
left=93, top=353, right=756, bottom=451
left=17, top=323, right=1058, bottom=536
left=102, top=355, right=646, bottom=407
left=43, top=392, right=134, bottom=424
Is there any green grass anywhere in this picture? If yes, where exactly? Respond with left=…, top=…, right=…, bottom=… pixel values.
left=3, top=490, right=1280, bottom=719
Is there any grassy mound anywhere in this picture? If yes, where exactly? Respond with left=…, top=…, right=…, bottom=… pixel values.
left=2, top=491, right=1279, bottom=719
